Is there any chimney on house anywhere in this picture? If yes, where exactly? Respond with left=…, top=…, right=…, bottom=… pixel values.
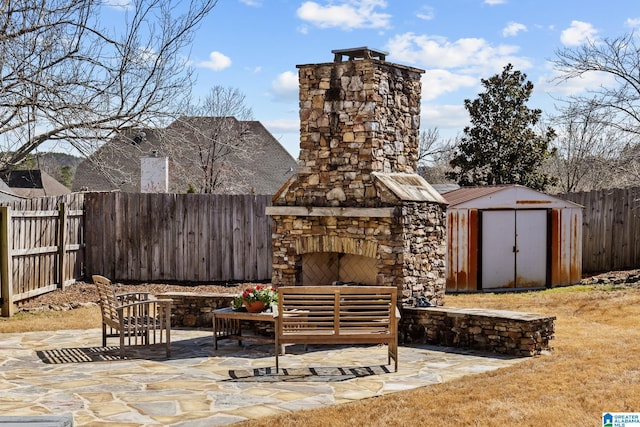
left=140, top=155, right=169, bottom=193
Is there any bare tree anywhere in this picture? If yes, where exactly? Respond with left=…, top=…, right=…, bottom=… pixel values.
left=162, top=86, right=262, bottom=193
left=545, top=101, right=629, bottom=193
left=0, top=0, right=217, bottom=171
left=416, top=127, right=457, bottom=184
left=418, top=127, right=444, bottom=166
left=612, top=143, right=640, bottom=186
left=553, top=32, right=640, bottom=137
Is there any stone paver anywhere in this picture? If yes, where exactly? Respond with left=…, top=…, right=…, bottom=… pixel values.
left=0, top=328, right=526, bottom=426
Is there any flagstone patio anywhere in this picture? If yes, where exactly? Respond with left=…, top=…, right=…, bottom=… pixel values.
left=0, top=328, right=527, bottom=426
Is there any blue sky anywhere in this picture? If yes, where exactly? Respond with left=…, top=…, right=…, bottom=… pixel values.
left=111, top=0, right=640, bottom=159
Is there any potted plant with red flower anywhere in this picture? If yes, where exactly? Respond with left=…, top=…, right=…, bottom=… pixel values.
left=232, top=285, right=278, bottom=312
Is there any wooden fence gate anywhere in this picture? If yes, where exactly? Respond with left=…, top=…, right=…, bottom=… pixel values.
left=0, top=194, right=85, bottom=316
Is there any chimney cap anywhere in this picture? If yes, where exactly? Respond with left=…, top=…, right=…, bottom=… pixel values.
left=331, top=47, right=387, bottom=62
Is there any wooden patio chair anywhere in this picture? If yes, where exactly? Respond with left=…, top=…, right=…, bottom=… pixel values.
left=92, top=275, right=172, bottom=358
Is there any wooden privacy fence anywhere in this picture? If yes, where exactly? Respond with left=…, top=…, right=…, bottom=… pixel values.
left=558, top=187, right=640, bottom=273
left=84, top=192, right=273, bottom=283
left=0, top=194, right=85, bottom=317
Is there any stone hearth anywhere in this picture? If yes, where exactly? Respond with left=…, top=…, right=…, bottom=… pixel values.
left=266, top=47, right=448, bottom=305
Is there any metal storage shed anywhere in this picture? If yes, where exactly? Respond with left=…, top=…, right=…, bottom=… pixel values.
left=443, top=185, right=583, bottom=292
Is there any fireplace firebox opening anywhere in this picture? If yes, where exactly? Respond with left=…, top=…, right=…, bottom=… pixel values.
left=302, top=252, right=378, bottom=286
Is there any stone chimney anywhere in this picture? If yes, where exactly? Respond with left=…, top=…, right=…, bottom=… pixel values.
left=291, top=47, right=424, bottom=207
left=267, top=48, right=448, bottom=306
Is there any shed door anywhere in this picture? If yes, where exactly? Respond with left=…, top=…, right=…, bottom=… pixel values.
left=515, top=210, right=547, bottom=288
left=481, top=210, right=547, bottom=290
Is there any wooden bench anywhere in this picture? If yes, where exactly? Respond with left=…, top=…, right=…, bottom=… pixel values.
left=275, top=286, right=399, bottom=372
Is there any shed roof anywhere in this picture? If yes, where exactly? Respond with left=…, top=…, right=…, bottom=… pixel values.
left=442, top=184, right=582, bottom=209
left=442, top=185, right=508, bottom=206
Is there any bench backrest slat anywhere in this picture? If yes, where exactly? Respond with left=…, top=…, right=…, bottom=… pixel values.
left=275, top=285, right=399, bottom=372
left=278, top=286, right=397, bottom=334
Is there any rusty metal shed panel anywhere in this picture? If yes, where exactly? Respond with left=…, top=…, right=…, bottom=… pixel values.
left=445, top=185, right=583, bottom=292
left=446, top=209, right=479, bottom=292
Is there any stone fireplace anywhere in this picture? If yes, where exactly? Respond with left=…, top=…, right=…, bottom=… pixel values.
left=266, top=47, right=448, bottom=306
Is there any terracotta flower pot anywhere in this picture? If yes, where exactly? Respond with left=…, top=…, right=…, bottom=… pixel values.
left=244, top=300, right=266, bottom=313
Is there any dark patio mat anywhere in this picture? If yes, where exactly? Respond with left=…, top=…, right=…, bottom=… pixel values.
left=226, top=365, right=391, bottom=382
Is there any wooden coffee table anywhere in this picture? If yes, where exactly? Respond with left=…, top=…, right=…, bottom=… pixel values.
left=212, top=307, right=278, bottom=350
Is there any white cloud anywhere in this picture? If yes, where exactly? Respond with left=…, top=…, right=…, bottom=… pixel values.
left=239, top=0, right=262, bottom=6
left=502, top=21, right=527, bottom=37
left=537, top=67, right=617, bottom=97
left=560, top=21, right=598, bottom=46
left=271, top=71, right=299, bottom=101
left=128, top=46, right=158, bottom=66
left=421, top=70, right=478, bottom=101
left=197, top=51, right=232, bottom=71
left=626, top=18, right=640, bottom=28
left=102, top=0, right=132, bottom=10
left=264, top=118, right=299, bottom=134
left=484, top=0, right=507, bottom=4
left=416, top=6, right=434, bottom=21
left=421, top=104, right=469, bottom=130
left=296, top=0, right=391, bottom=30
left=387, top=32, right=531, bottom=75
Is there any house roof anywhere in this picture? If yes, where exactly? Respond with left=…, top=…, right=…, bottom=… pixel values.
left=1, top=169, right=70, bottom=198
left=442, top=184, right=583, bottom=209
left=0, top=179, right=21, bottom=202
left=72, top=117, right=298, bottom=194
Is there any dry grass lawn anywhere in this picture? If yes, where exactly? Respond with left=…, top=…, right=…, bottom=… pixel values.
left=0, top=306, right=101, bottom=333
left=1, top=284, right=638, bottom=426
left=239, top=285, right=640, bottom=427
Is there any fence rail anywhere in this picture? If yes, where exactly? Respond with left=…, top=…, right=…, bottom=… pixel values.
left=2, top=187, right=639, bottom=316
left=558, top=187, right=640, bottom=274
left=84, top=192, right=273, bottom=283
left=0, top=194, right=85, bottom=316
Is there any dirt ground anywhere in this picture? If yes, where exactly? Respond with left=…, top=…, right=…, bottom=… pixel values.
left=15, top=268, right=640, bottom=312
left=16, top=280, right=258, bottom=311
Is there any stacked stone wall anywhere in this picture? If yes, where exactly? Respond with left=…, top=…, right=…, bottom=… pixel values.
left=401, top=203, right=447, bottom=305
left=401, top=307, right=556, bottom=356
left=157, top=292, right=232, bottom=328
left=159, top=292, right=555, bottom=358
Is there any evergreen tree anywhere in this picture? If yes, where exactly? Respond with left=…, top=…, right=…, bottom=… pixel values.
left=447, top=64, right=557, bottom=190
left=58, top=166, right=74, bottom=189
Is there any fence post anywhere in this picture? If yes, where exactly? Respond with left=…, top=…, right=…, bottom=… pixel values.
left=58, top=202, right=67, bottom=290
left=0, top=206, right=14, bottom=317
